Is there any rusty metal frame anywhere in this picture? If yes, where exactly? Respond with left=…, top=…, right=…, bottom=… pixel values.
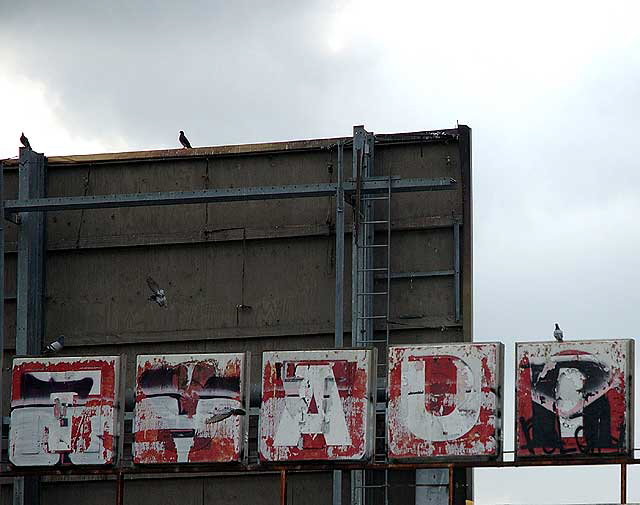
left=2, top=455, right=639, bottom=475
left=1, top=459, right=633, bottom=505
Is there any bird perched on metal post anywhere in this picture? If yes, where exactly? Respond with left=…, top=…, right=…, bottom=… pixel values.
left=20, top=132, right=31, bottom=150
left=553, top=323, right=563, bottom=342
left=146, top=276, right=167, bottom=307
left=179, top=130, right=192, bottom=149
left=43, top=335, right=64, bottom=354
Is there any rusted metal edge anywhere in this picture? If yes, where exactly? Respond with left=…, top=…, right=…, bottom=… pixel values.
left=0, top=128, right=461, bottom=168
left=1, top=456, right=637, bottom=477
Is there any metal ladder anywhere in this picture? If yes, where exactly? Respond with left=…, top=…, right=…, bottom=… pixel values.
left=351, top=126, right=392, bottom=505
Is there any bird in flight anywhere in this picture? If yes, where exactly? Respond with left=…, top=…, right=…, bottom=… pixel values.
left=179, top=130, right=192, bottom=149
left=146, top=276, right=168, bottom=307
left=205, top=408, right=246, bottom=425
left=43, top=335, right=64, bottom=354
left=20, top=132, right=31, bottom=150
left=553, top=323, right=563, bottom=342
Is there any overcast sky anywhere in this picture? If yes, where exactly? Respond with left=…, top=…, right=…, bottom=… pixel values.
left=1, top=1, right=640, bottom=503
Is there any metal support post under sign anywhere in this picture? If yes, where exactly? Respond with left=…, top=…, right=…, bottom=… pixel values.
left=351, top=126, right=367, bottom=505
left=333, top=141, right=345, bottom=505
left=0, top=162, right=4, bottom=464
left=14, top=148, right=47, bottom=505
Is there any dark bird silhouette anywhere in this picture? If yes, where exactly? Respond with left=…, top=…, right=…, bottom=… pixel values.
left=179, top=130, right=192, bottom=149
left=205, top=408, right=246, bottom=425
left=553, top=323, right=563, bottom=342
left=146, top=276, right=167, bottom=307
left=43, top=335, right=64, bottom=354
left=20, top=132, right=31, bottom=150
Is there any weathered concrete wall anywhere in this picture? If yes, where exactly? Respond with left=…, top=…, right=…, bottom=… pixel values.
left=1, top=127, right=472, bottom=504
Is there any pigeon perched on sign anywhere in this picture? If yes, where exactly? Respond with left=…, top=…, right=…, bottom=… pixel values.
left=20, top=132, right=31, bottom=150
left=205, top=408, right=246, bottom=425
left=43, top=335, right=64, bottom=354
left=179, top=130, right=192, bottom=149
left=146, top=276, right=167, bottom=307
left=553, top=323, right=563, bottom=342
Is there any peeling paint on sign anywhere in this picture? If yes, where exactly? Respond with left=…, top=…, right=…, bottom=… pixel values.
left=9, top=356, right=121, bottom=466
left=259, top=349, right=375, bottom=461
left=387, top=343, right=503, bottom=460
left=133, top=353, right=247, bottom=464
left=516, top=339, right=634, bottom=459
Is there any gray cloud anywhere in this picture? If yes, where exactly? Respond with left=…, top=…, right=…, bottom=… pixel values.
left=2, top=1, right=640, bottom=502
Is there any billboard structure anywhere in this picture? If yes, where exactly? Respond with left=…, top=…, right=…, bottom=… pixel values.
left=259, top=349, right=376, bottom=462
left=387, top=343, right=503, bottom=460
left=9, top=356, right=121, bottom=466
left=1, top=126, right=476, bottom=504
left=133, top=353, right=248, bottom=464
left=516, top=339, right=634, bottom=458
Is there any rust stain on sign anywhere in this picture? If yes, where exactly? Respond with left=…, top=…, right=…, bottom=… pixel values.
left=388, top=343, right=503, bottom=460
left=516, top=339, right=634, bottom=459
left=133, top=353, right=247, bottom=464
left=259, top=349, right=375, bottom=462
left=9, top=356, right=121, bottom=466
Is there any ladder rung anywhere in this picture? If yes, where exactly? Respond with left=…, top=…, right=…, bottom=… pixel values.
left=361, top=196, right=390, bottom=201
left=356, top=291, right=388, bottom=296
left=357, top=315, right=387, bottom=320
left=358, top=267, right=388, bottom=272
left=359, top=244, right=388, bottom=248
left=361, top=220, right=389, bottom=224
left=357, top=339, right=388, bottom=343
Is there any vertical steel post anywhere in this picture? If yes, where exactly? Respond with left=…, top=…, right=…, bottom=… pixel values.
left=351, top=126, right=366, bottom=505
left=333, top=141, right=344, bottom=505
left=116, top=472, right=125, bottom=505
left=453, top=222, right=460, bottom=323
left=14, top=148, right=46, bottom=505
left=621, top=462, right=627, bottom=505
left=16, top=148, right=46, bottom=353
left=447, top=466, right=454, bottom=505
left=279, top=469, right=288, bottom=505
left=0, top=161, right=4, bottom=455
left=335, top=140, right=344, bottom=348
left=351, top=126, right=365, bottom=348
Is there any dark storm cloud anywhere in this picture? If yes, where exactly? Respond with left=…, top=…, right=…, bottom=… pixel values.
left=0, top=0, right=379, bottom=148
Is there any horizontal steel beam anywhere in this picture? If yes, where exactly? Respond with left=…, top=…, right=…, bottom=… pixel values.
left=3, top=177, right=456, bottom=214
left=0, top=457, right=637, bottom=477
left=375, top=269, right=456, bottom=280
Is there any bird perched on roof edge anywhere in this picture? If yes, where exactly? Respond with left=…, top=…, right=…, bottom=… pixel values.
left=553, top=323, right=563, bottom=342
left=43, top=335, right=64, bottom=354
left=20, top=133, right=31, bottom=150
left=179, top=130, right=192, bottom=149
left=146, top=276, right=167, bottom=307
